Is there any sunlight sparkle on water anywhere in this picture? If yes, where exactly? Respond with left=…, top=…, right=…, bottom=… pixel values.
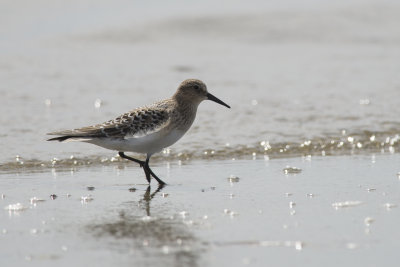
left=384, top=203, right=397, bottom=210
left=44, top=99, right=52, bottom=107
left=332, top=201, right=363, bottom=209
left=30, top=197, right=45, bottom=204
left=359, top=99, right=370, bottom=105
left=81, top=195, right=94, bottom=203
left=258, top=240, right=303, bottom=251
left=94, top=99, right=102, bottom=108
left=4, top=203, right=27, bottom=211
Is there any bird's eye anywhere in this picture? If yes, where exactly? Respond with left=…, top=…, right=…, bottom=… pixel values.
left=193, top=85, right=200, bottom=91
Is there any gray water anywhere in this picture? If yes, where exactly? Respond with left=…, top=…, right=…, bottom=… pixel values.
left=1, top=0, right=400, bottom=266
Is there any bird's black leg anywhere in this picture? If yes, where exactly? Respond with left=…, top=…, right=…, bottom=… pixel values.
left=118, top=152, right=166, bottom=185
left=143, top=165, right=151, bottom=184
left=119, top=152, right=150, bottom=183
left=118, top=152, right=145, bottom=167
left=144, top=156, right=167, bottom=185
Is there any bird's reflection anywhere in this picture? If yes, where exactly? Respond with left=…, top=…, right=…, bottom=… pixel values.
left=141, top=184, right=165, bottom=216
left=87, top=184, right=201, bottom=267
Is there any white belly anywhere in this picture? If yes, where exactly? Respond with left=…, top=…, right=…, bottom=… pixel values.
left=86, top=129, right=186, bottom=155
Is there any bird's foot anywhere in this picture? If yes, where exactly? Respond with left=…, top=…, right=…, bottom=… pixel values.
left=143, top=164, right=166, bottom=185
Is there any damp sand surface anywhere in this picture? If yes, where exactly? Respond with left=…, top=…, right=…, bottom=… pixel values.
left=1, top=154, right=400, bottom=267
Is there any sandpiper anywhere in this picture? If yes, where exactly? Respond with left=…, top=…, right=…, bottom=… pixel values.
left=47, top=79, right=230, bottom=185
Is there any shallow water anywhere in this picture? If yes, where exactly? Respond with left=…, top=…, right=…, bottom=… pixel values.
left=1, top=0, right=400, bottom=266
left=1, top=154, right=400, bottom=267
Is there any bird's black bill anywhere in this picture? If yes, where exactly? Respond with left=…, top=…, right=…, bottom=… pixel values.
left=207, top=93, right=231, bottom=108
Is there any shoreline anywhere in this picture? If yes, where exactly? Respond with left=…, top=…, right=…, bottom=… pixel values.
left=1, top=145, right=398, bottom=174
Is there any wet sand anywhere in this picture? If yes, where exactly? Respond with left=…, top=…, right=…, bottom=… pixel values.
left=1, top=154, right=400, bottom=267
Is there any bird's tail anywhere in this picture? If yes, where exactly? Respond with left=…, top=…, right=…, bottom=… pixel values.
left=47, top=130, right=94, bottom=142
left=47, top=136, right=86, bottom=142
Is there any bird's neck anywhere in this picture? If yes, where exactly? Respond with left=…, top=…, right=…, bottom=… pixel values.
left=173, top=94, right=201, bottom=111
left=172, top=96, right=200, bottom=130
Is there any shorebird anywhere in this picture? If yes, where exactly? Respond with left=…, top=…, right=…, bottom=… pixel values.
left=47, top=79, right=230, bottom=185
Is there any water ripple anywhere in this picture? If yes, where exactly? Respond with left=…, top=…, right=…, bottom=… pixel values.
left=0, top=130, right=399, bottom=173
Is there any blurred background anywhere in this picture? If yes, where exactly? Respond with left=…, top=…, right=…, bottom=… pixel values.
left=1, top=0, right=399, bottom=164
left=1, top=2, right=400, bottom=266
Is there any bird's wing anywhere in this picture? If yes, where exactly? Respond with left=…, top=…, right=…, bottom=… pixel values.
left=47, top=106, right=170, bottom=139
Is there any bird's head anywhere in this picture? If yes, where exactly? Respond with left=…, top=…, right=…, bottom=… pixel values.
left=174, top=79, right=231, bottom=108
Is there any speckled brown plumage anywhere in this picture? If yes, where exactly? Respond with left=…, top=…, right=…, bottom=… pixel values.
left=48, top=100, right=173, bottom=139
